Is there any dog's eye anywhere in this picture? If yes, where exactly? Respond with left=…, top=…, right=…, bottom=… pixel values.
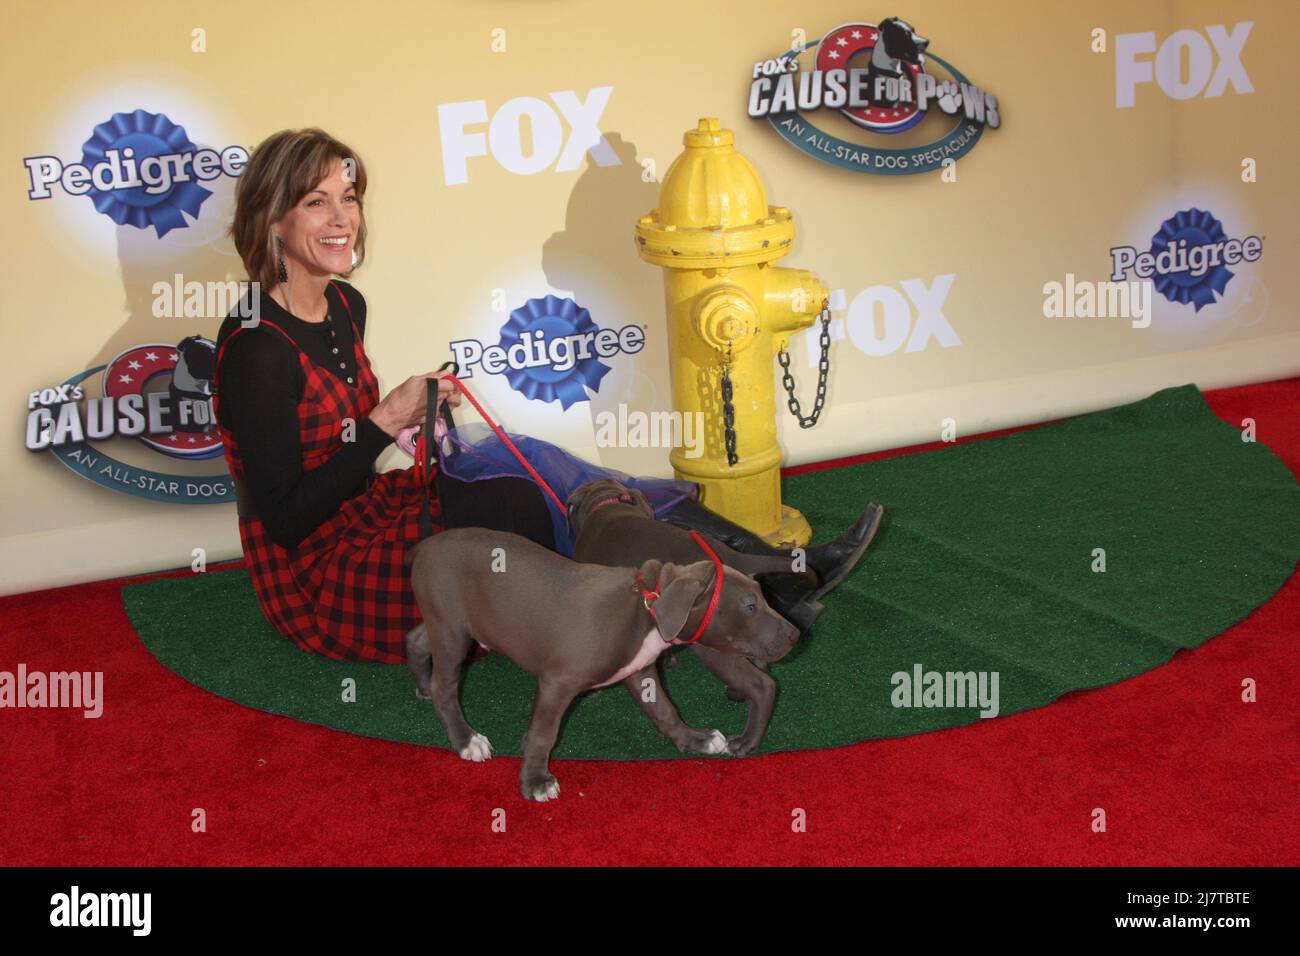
left=744, top=602, right=756, bottom=615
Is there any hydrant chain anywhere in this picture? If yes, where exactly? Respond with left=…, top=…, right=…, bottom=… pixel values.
left=778, top=305, right=833, bottom=429
left=720, top=351, right=738, bottom=467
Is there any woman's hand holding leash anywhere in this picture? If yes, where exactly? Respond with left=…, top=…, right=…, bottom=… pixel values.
left=395, top=418, right=446, bottom=458
left=370, top=371, right=461, bottom=438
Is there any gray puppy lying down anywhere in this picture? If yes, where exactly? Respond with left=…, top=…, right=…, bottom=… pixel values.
left=406, top=527, right=798, bottom=802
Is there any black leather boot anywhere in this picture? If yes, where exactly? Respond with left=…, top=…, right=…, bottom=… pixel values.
left=754, top=573, right=824, bottom=637
left=802, top=503, right=884, bottom=601
left=660, top=497, right=884, bottom=604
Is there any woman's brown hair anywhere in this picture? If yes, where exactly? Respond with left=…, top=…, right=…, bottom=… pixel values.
left=229, top=128, right=368, bottom=290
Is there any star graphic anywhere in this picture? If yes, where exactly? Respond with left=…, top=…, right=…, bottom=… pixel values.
left=169, top=352, right=179, bottom=362
left=128, top=360, right=141, bottom=371
left=851, top=30, right=862, bottom=39
left=119, top=374, right=132, bottom=384
left=827, top=49, right=839, bottom=59
left=836, top=37, right=848, bottom=47
left=145, top=352, right=159, bottom=362
left=187, top=436, right=197, bottom=443
left=169, top=435, right=179, bottom=442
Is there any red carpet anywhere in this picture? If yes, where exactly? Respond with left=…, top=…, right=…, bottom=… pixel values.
left=2, top=380, right=1296, bottom=866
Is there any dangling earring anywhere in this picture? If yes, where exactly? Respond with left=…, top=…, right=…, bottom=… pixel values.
left=275, top=235, right=288, bottom=283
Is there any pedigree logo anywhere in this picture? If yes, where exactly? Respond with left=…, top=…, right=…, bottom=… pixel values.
left=1108, top=208, right=1262, bottom=312
left=748, top=17, right=1001, bottom=175
left=23, top=108, right=248, bottom=237
left=449, top=296, right=645, bottom=410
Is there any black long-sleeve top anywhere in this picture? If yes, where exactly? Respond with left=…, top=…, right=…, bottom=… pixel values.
left=215, top=280, right=394, bottom=549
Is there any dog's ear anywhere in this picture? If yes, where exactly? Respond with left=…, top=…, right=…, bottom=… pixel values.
left=566, top=483, right=588, bottom=514
left=566, top=483, right=593, bottom=536
left=650, top=561, right=709, bottom=642
left=634, top=557, right=664, bottom=588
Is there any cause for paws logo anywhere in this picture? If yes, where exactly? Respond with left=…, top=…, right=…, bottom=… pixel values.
left=1109, top=208, right=1262, bottom=311
left=449, top=295, right=645, bottom=409
left=23, top=108, right=248, bottom=237
left=25, top=336, right=234, bottom=504
left=748, top=16, right=1001, bottom=174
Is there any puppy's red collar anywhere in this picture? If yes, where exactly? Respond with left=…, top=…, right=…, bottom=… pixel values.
left=633, top=531, right=724, bottom=645
left=634, top=573, right=661, bottom=614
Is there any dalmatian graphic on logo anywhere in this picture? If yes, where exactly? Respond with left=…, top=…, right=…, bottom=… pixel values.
left=817, top=17, right=930, bottom=132
left=168, top=335, right=216, bottom=431
left=102, top=336, right=222, bottom=458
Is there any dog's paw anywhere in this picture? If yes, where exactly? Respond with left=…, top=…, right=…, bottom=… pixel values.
left=678, top=728, right=728, bottom=755
left=413, top=684, right=432, bottom=700
left=726, top=734, right=759, bottom=757
left=522, top=774, right=560, bottom=802
left=458, top=733, right=493, bottom=762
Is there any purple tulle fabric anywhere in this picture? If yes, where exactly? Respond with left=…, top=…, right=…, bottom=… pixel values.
left=434, top=422, right=699, bottom=557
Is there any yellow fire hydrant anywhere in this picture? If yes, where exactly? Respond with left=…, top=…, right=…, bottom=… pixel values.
left=635, top=118, right=828, bottom=547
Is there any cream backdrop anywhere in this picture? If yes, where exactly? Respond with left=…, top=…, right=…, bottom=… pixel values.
left=2, top=0, right=1295, bottom=595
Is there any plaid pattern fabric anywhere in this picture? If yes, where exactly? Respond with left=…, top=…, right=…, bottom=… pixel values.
left=214, top=281, right=442, bottom=664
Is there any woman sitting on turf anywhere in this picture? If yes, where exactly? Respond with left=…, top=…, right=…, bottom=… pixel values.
left=214, top=127, right=875, bottom=664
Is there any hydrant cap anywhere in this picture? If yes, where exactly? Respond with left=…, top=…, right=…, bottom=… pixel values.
left=684, top=117, right=734, bottom=148
left=633, top=118, right=796, bottom=268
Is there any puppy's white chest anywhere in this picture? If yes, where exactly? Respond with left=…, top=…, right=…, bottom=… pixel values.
left=590, top=628, right=671, bottom=689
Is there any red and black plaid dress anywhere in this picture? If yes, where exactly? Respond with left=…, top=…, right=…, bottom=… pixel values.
left=214, top=281, right=442, bottom=664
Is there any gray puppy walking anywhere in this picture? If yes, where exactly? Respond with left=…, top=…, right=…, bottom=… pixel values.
left=407, top=527, right=799, bottom=802
left=568, top=478, right=883, bottom=753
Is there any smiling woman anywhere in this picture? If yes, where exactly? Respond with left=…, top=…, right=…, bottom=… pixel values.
left=212, top=127, right=558, bottom=664
left=209, top=127, right=867, bottom=670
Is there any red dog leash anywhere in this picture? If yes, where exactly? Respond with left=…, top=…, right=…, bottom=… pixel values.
left=416, top=371, right=566, bottom=514
left=418, top=371, right=724, bottom=640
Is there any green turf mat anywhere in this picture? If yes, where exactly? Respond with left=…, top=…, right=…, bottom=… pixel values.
left=122, top=385, right=1300, bottom=758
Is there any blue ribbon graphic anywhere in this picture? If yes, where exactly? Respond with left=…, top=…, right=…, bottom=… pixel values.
left=498, top=296, right=610, bottom=409
left=79, top=109, right=212, bottom=238
left=1149, top=208, right=1234, bottom=312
